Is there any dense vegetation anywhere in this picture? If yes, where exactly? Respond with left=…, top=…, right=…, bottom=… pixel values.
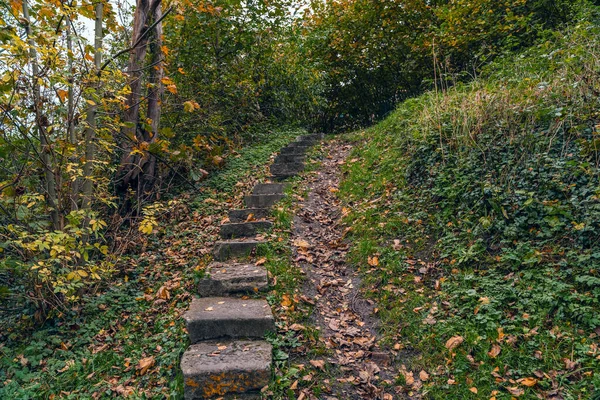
left=2, top=0, right=600, bottom=398
left=340, top=16, right=600, bottom=399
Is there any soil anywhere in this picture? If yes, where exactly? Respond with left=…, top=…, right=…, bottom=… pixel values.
left=290, top=139, right=401, bottom=400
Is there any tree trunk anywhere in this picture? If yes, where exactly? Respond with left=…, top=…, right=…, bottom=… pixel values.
left=82, top=0, right=103, bottom=210
left=23, top=0, right=61, bottom=230
left=141, top=2, right=164, bottom=195
left=117, top=0, right=163, bottom=203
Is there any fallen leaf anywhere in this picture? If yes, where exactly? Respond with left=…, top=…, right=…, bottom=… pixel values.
left=419, top=370, right=429, bottom=381
left=518, top=377, right=537, bottom=387
left=445, top=335, right=464, bottom=350
left=507, top=386, right=524, bottom=396
left=156, top=286, right=170, bottom=300
left=293, top=239, right=310, bottom=249
left=488, top=344, right=501, bottom=358
left=469, top=387, right=478, bottom=394
left=256, top=258, right=267, bottom=266
left=368, top=256, right=379, bottom=267
left=309, top=359, right=325, bottom=370
left=136, top=356, right=155, bottom=375
left=281, top=294, right=293, bottom=308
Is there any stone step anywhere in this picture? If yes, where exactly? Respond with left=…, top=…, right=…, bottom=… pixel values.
left=182, top=340, right=272, bottom=400
left=270, top=162, right=305, bottom=176
left=184, top=297, right=275, bottom=343
left=287, top=141, right=313, bottom=148
left=280, top=146, right=309, bottom=155
left=274, top=154, right=305, bottom=164
left=198, top=263, right=268, bottom=297
left=228, top=209, right=270, bottom=223
left=220, top=221, right=273, bottom=239
left=213, top=239, right=264, bottom=261
left=251, top=183, right=287, bottom=195
left=296, top=134, right=320, bottom=142
left=271, top=172, right=297, bottom=181
left=244, top=193, right=285, bottom=209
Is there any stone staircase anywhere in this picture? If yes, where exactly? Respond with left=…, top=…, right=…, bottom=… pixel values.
left=181, top=134, right=321, bottom=399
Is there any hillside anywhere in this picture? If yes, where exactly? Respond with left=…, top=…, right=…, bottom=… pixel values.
left=339, top=21, right=600, bottom=399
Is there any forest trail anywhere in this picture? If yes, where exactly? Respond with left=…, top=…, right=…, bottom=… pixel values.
left=180, top=134, right=321, bottom=399
left=290, top=140, right=402, bottom=400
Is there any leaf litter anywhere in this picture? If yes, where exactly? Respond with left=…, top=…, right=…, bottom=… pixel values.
left=288, top=140, right=414, bottom=399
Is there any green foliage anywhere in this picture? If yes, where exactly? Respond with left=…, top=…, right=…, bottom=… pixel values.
left=304, top=0, right=594, bottom=129
left=162, top=0, right=325, bottom=165
left=339, top=20, right=600, bottom=398
left=0, top=128, right=304, bottom=399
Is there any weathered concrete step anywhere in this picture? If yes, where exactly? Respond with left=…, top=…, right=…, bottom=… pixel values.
left=274, top=154, right=305, bottom=164
left=251, top=183, right=287, bottom=195
left=220, top=221, right=273, bottom=239
left=182, top=340, right=272, bottom=400
left=270, top=162, right=305, bottom=176
left=228, top=209, right=270, bottom=223
left=184, top=297, right=275, bottom=343
left=287, top=141, right=313, bottom=148
left=213, top=239, right=264, bottom=261
left=297, top=134, right=320, bottom=142
left=198, top=263, right=268, bottom=297
left=280, top=146, right=309, bottom=155
left=271, top=173, right=297, bottom=181
left=244, top=193, right=284, bottom=209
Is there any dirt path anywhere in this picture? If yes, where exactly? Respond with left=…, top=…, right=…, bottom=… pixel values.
left=291, top=139, right=399, bottom=400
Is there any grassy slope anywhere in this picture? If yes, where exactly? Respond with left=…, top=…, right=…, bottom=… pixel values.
left=0, top=128, right=303, bottom=399
left=339, top=20, right=600, bottom=400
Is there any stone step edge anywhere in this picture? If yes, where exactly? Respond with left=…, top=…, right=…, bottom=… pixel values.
left=184, top=297, right=275, bottom=343
left=182, top=340, right=272, bottom=400
left=198, top=263, right=268, bottom=297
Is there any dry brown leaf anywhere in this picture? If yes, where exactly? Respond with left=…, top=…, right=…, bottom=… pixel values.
left=445, top=335, right=464, bottom=350
left=293, top=239, right=310, bottom=249
left=136, top=356, right=155, bottom=375
left=488, top=343, right=501, bottom=358
left=507, top=386, right=525, bottom=396
left=289, top=323, right=306, bottom=331
left=469, top=387, right=478, bottom=394
left=156, top=286, right=170, bottom=300
left=309, top=359, right=325, bottom=370
left=419, top=370, right=430, bottom=381
left=402, top=370, right=415, bottom=385
left=256, top=257, right=267, bottom=266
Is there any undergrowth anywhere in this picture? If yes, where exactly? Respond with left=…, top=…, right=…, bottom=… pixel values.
left=263, top=143, right=333, bottom=399
left=339, top=20, right=600, bottom=400
left=0, top=129, right=302, bottom=399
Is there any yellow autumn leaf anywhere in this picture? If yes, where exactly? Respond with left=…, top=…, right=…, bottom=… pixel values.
left=281, top=294, right=293, bottom=307
left=368, top=256, right=379, bottom=267
left=517, top=377, right=537, bottom=387
left=183, top=101, right=196, bottom=113
left=56, top=89, right=68, bottom=102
